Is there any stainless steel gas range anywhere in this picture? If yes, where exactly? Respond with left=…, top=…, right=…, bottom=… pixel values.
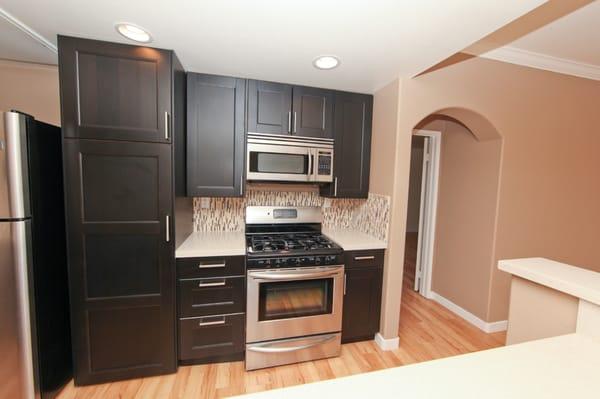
left=245, top=206, right=344, bottom=370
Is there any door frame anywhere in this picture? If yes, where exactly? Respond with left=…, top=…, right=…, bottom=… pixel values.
left=412, top=129, right=441, bottom=299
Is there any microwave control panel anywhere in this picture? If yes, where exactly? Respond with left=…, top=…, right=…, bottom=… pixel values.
left=317, top=153, right=332, bottom=175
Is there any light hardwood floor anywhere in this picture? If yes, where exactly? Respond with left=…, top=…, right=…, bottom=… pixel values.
left=58, top=233, right=505, bottom=398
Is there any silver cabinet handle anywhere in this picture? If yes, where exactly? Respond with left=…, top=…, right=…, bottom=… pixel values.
left=165, top=215, right=170, bottom=242
left=287, top=111, right=291, bottom=133
left=164, top=111, right=170, bottom=140
left=198, top=262, right=226, bottom=269
left=293, top=111, right=297, bottom=133
left=354, top=256, right=375, bottom=261
left=334, top=177, right=338, bottom=197
left=240, top=174, right=243, bottom=195
left=198, top=280, right=226, bottom=287
left=199, top=317, right=226, bottom=327
left=344, top=273, right=347, bottom=295
left=247, top=334, right=337, bottom=353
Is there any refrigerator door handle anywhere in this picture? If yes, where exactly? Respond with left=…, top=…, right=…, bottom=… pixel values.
left=6, top=221, right=36, bottom=399
left=1, top=112, right=31, bottom=219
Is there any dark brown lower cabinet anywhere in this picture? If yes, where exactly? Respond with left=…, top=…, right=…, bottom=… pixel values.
left=176, top=256, right=246, bottom=364
left=63, top=139, right=176, bottom=385
left=341, top=250, right=384, bottom=343
left=179, top=314, right=245, bottom=364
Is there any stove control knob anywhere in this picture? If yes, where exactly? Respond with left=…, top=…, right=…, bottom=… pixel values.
left=315, top=257, right=322, bottom=264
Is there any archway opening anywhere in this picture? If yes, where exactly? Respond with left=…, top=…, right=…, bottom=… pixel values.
left=403, top=108, right=503, bottom=330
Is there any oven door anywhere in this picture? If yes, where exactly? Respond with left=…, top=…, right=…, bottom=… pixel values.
left=247, top=142, right=313, bottom=182
left=246, top=265, right=344, bottom=342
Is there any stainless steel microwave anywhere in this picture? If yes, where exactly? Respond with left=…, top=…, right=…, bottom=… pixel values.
left=246, top=133, right=334, bottom=183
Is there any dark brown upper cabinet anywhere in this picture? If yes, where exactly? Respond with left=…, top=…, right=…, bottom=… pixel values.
left=247, top=80, right=292, bottom=135
left=321, top=92, right=373, bottom=198
left=186, top=73, right=246, bottom=197
left=62, top=139, right=176, bottom=384
left=292, top=86, right=333, bottom=138
left=58, top=35, right=172, bottom=143
left=247, top=80, right=333, bottom=138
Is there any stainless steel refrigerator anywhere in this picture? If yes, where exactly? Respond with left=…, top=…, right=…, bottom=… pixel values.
left=0, top=111, right=71, bottom=399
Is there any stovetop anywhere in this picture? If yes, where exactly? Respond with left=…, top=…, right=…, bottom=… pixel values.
left=244, top=207, right=343, bottom=269
left=246, top=232, right=342, bottom=257
left=245, top=230, right=343, bottom=269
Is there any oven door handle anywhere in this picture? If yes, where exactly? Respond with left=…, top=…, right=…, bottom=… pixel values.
left=248, top=269, right=341, bottom=281
left=246, top=334, right=337, bottom=353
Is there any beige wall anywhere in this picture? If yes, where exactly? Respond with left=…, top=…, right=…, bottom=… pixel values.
left=506, top=276, right=578, bottom=345
left=422, top=119, right=502, bottom=320
left=370, top=78, right=406, bottom=339
left=0, top=60, right=60, bottom=125
left=377, top=56, right=600, bottom=335
left=406, top=136, right=424, bottom=233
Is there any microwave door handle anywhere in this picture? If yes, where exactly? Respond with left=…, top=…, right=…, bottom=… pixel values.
left=307, top=149, right=313, bottom=182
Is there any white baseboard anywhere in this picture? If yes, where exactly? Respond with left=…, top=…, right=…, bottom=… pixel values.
left=429, top=291, right=508, bottom=333
left=374, top=333, right=399, bottom=351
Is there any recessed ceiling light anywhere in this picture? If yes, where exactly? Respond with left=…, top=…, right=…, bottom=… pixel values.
left=115, top=23, right=152, bottom=43
left=313, top=55, right=340, bottom=70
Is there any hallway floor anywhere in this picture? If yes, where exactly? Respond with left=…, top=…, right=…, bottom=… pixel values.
left=58, top=234, right=505, bottom=398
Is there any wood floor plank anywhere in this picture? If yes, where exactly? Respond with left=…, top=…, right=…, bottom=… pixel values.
left=58, top=233, right=505, bottom=398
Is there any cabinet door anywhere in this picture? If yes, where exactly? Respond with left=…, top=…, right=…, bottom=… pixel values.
left=247, top=80, right=292, bottom=135
left=321, top=92, right=373, bottom=198
left=58, top=35, right=172, bottom=143
left=341, top=266, right=383, bottom=343
left=63, top=139, right=175, bottom=384
left=186, top=73, right=245, bottom=197
left=291, top=86, right=334, bottom=138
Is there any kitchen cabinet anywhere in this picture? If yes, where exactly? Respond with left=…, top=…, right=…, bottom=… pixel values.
left=342, top=250, right=384, bottom=343
left=186, top=73, right=246, bottom=197
left=321, top=92, right=373, bottom=198
left=247, top=80, right=292, bottom=135
left=58, top=35, right=172, bottom=143
left=176, top=255, right=246, bottom=364
left=62, top=139, right=176, bottom=384
left=247, top=80, right=333, bottom=138
left=58, top=36, right=184, bottom=385
left=292, top=86, right=334, bottom=138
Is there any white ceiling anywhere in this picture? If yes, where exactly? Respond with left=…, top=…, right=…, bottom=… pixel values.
left=506, top=1, right=600, bottom=66
left=478, top=1, right=600, bottom=80
left=0, top=10, right=57, bottom=64
left=0, top=0, right=547, bottom=92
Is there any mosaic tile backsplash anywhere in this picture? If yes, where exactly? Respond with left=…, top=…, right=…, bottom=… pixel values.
left=192, top=186, right=390, bottom=242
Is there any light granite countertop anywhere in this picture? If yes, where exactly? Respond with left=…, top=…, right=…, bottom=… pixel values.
left=175, top=231, right=246, bottom=258
left=234, top=333, right=600, bottom=398
left=322, top=228, right=387, bottom=251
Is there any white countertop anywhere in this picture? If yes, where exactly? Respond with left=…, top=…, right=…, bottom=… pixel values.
left=498, top=257, right=600, bottom=306
left=175, top=231, right=246, bottom=258
left=322, top=228, right=387, bottom=251
left=235, top=333, right=600, bottom=398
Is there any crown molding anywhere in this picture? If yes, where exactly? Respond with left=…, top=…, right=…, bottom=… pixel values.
left=476, top=46, right=600, bottom=81
left=0, top=7, right=57, bottom=53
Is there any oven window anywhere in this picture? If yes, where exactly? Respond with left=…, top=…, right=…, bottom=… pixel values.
left=249, top=152, right=308, bottom=174
left=258, top=278, right=333, bottom=321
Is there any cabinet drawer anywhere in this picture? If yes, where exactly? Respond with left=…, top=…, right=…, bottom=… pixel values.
left=178, top=276, right=245, bottom=318
left=344, top=250, right=384, bottom=269
left=179, top=313, right=245, bottom=363
left=177, top=256, right=245, bottom=279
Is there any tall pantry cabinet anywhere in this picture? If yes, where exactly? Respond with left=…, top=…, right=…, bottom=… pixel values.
left=58, top=36, right=185, bottom=385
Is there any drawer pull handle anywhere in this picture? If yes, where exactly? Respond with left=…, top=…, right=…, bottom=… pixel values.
left=354, top=256, right=375, bottom=261
left=198, top=281, right=226, bottom=287
left=198, top=262, right=226, bottom=269
left=199, top=318, right=226, bottom=327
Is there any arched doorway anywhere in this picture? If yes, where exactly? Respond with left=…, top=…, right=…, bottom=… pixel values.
left=404, top=107, right=503, bottom=329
